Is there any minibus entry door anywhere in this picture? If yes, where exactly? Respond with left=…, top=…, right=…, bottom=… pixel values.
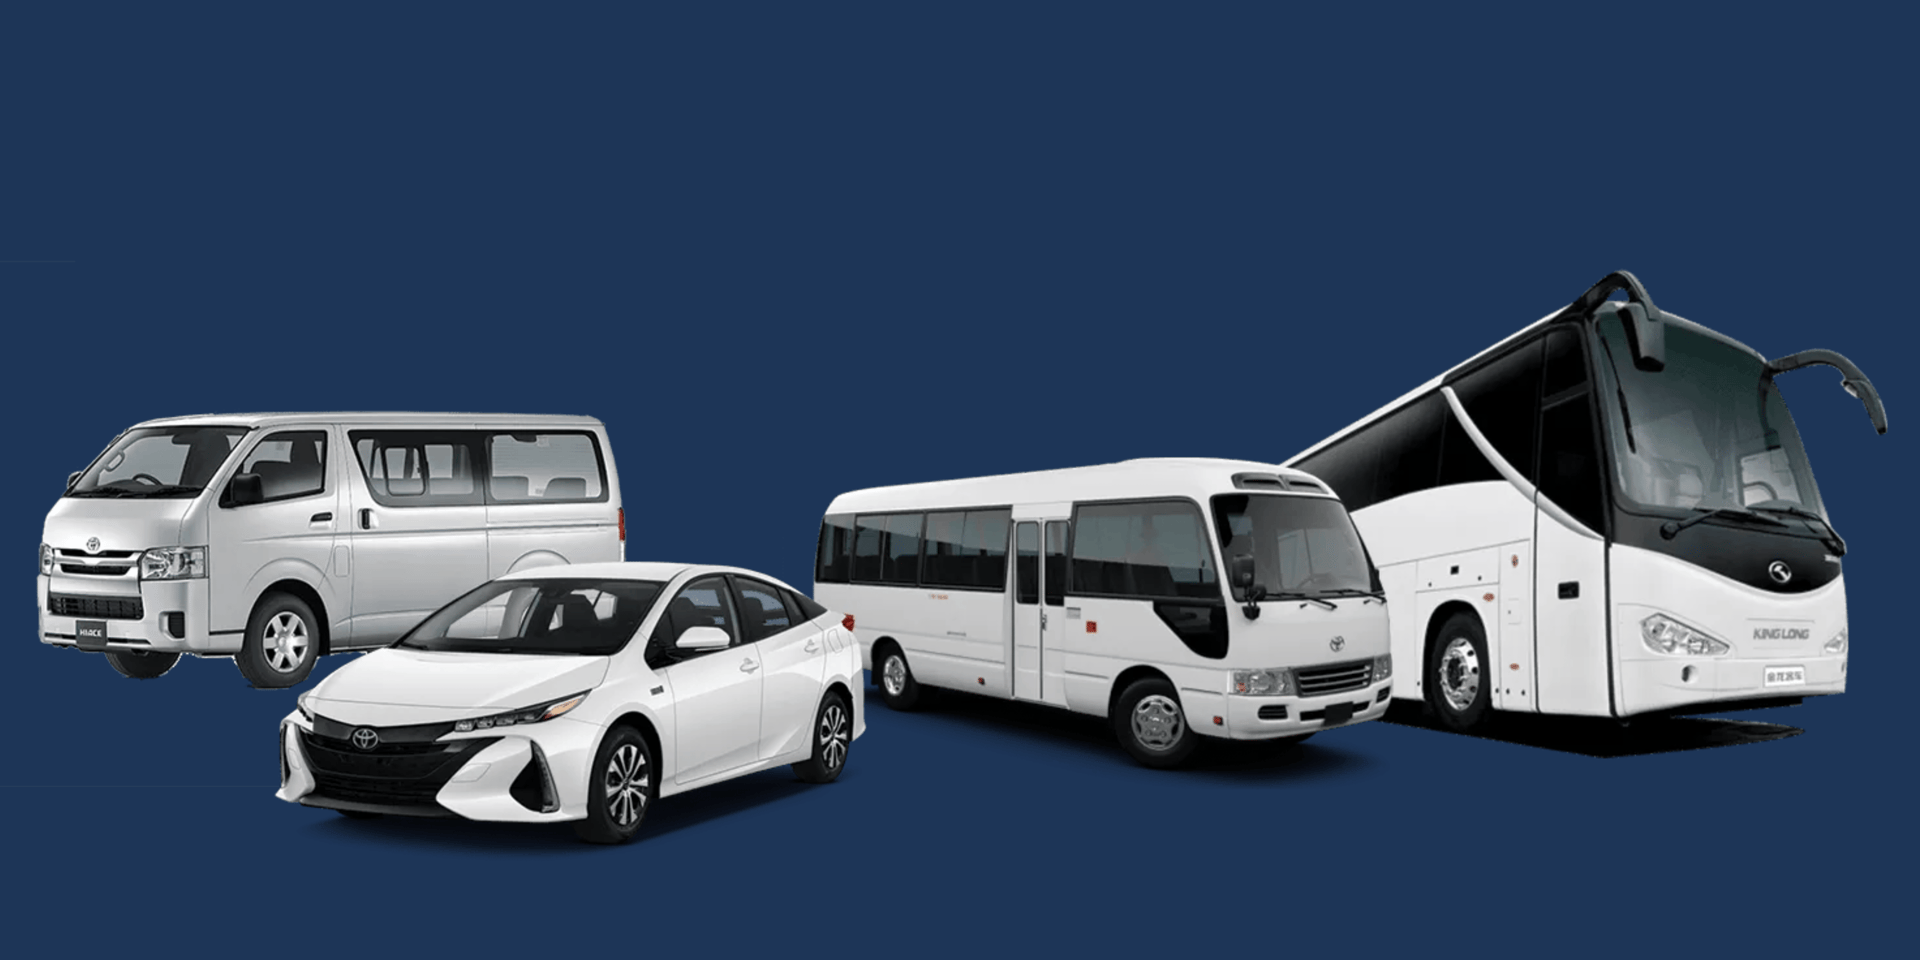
left=1012, top=506, right=1070, bottom=705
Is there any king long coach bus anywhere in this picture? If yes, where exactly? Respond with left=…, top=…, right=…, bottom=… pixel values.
left=814, top=459, right=1393, bottom=768
left=1287, top=271, right=1886, bottom=731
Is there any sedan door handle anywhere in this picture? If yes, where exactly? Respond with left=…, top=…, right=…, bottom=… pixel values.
left=310, top=512, right=333, bottom=523
left=739, top=658, right=759, bottom=673
left=803, top=638, right=819, bottom=653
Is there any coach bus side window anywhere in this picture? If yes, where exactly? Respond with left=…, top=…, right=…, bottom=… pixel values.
left=1070, top=500, right=1216, bottom=600
left=1537, top=329, right=1607, bottom=533
left=1371, top=393, right=1444, bottom=504
left=1452, top=338, right=1544, bottom=484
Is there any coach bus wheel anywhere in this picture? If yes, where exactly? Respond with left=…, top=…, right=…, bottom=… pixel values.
left=1113, top=678, right=1199, bottom=768
left=1427, top=612, right=1491, bottom=732
left=876, top=647, right=925, bottom=711
left=105, top=649, right=181, bottom=680
left=236, top=592, right=320, bottom=689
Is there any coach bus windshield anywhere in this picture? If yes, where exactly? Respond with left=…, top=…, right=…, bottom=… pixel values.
left=1592, top=314, right=1826, bottom=519
left=1211, top=494, right=1374, bottom=601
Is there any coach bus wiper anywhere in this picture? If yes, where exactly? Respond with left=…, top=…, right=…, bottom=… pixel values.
left=1276, top=591, right=1338, bottom=611
left=1659, top=506, right=1788, bottom=540
left=1749, top=502, right=1848, bottom=556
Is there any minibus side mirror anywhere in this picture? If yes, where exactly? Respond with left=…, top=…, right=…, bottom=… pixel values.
left=227, top=472, right=265, bottom=507
left=675, top=626, right=731, bottom=652
left=1229, top=554, right=1265, bottom=619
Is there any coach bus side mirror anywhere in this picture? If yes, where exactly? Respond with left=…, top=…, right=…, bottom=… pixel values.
left=1767, top=348, right=1889, bottom=435
left=1230, top=555, right=1265, bottom=620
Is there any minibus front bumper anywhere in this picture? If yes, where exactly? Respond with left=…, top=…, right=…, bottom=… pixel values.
left=36, top=574, right=224, bottom=655
left=1195, top=677, right=1394, bottom=740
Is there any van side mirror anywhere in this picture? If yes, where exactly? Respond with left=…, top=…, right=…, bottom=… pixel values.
left=66, top=470, right=82, bottom=490
left=675, top=626, right=731, bottom=652
left=227, top=472, right=265, bottom=506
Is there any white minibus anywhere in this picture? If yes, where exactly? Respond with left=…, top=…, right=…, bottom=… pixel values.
left=39, top=412, right=623, bottom=688
left=1287, top=271, right=1886, bottom=731
left=815, top=459, right=1392, bottom=767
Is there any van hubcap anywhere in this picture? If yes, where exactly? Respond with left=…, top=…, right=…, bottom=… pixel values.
left=263, top=612, right=309, bottom=673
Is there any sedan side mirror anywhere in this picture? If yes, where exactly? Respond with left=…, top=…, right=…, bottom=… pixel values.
left=675, top=626, right=731, bottom=652
left=227, top=472, right=265, bottom=507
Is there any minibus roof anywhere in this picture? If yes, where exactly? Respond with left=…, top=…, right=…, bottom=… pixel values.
left=127, top=412, right=605, bottom=430
left=824, top=458, right=1337, bottom=516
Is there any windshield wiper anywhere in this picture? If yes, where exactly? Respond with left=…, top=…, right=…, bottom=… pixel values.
left=1749, top=503, right=1848, bottom=556
left=1275, top=591, right=1338, bottom=610
left=1659, top=506, right=1789, bottom=540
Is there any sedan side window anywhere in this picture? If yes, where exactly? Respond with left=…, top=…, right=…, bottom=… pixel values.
left=734, top=578, right=795, bottom=643
left=646, top=576, right=739, bottom=668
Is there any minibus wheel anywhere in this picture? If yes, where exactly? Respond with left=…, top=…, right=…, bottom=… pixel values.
left=236, top=592, right=319, bottom=689
left=575, top=726, right=655, bottom=844
left=1426, top=611, right=1490, bottom=732
left=875, top=647, right=925, bottom=711
left=792, top=690, right=853, bottom=784
left=105, top=649, right=180, bottom=680
left=1113, top=678, right=1199, bottom=768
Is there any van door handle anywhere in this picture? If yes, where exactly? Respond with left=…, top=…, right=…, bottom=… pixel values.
left=359, top=509, right=375, bottom=530
left=310, top=512, right=333, bottom=523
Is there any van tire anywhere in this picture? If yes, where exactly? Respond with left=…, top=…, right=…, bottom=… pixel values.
left=1113, top=678, right=1199, bottom=768
left=237, top=592, right=320, bottom=689
left=875, top=647, right=925, bottom=711
left=105, top=649, right=181, bottom=680
left=1426, top=611, right=1491, bottom=732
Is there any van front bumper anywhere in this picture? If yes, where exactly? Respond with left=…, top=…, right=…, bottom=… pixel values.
left=37, top=574, right=227, bottom=655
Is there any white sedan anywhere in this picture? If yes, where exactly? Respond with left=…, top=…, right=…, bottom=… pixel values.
left=276, top=562, right=863, bottom=843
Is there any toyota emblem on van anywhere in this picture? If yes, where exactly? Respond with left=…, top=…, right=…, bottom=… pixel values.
left=85, top=537, right=100, bottom=553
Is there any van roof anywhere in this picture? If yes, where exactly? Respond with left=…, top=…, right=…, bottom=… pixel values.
left=128, top=412, right=605, bottom=430
left=824, top=458, right=1337, bottom=516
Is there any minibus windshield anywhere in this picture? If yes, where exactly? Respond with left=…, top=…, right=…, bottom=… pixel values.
left=67, top=426, right=250, bottom=499
left=1211, top=494, right=1373, bottom=600
left=398, top=578, right=665, bottom=656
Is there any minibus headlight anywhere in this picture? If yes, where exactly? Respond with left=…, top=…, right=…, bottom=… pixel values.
left=140, top=546, right=207, bottom=580
left=1824, top=628, right=1848, bottom=655
left=40, top=543, right=54, bottom=576
left=1641, top=614, right=1729, bottom=657
left=454, top=692, right=589, bottom=732
left=1373, top=654, right=1392, bottom=681
left=1231, top=669, right=1290, bottom=696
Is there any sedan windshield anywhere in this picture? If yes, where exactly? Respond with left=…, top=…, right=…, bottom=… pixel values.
left=399, top=578, right=665, bottom=656
left=1212, top=494, right=1374, bottom=600
left=68, top=426, right=249, bottom=499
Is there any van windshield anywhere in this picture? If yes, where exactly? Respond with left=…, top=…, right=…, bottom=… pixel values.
left=398, top=578, right=665, bottom=656
left=1212, top=494, right=1374, bottom=601
left=68, top=426, right=250, bottom=499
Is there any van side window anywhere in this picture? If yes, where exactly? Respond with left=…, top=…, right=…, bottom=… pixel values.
left=350, top=431, right=484, bottom=506
left=239, top=430, right=327, bottom=502
left=1069, top=499, right=1218, bottom=600
left=488, top=432, right=606, bottom=502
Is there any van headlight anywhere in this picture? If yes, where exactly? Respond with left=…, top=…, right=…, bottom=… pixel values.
left=454, top=692, right=589, bottom=732
left=1824, top=628, right=1848, bottom=655
left=1231, top=669, right=1290, bottom=696
left=140, top=546, right=207, bottom=580
left=1641, top=614, right=1730, bottom=657
left=40, top=543, right=54, bottom=576
left=1374, top=653, right=1392, bottom=681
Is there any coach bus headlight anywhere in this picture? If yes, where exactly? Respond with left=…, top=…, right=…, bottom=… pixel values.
left=1641, top=614, right=1730, bottom=657
left=1231, top=669, right=1290, bottom=696
left=1373, top=654, right=1392, bottom=681
left=1824, top=628, right=1848, bottom=655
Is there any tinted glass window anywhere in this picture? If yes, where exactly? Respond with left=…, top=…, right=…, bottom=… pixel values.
left=1372, top=393, right=1443, bottom=504
left=69, top=426, right=248, bottom=499
left=788, top=589, right=828, bottom=622
left=851, top=517, right=885, bottom=582
left=815, top=514, right=854, bottom=584
left=1452, top=339, right=1543, bottom=483
left=1438, top=402, right=1504, bottom=486
left=1213, top=495, right=1373, bottom=600
left=1294, top=430, right=1378, bottom=511
left=351, top=431, right=484, bottom=506
left=923, top=508, right=1012, bottom=590
left=1538, top=393, right=1607, bottom=534
left=239, top=430, right=328, bottom=502
left=1015, top=522, right=1039, bottom=605
left=488, top=432, right=605, bottom=501
left=1044, top=521, right=1067, bottom=607
left=400, top=578, right=662, bottom=656
left=880, top=513, right=923, bottom=585
left=1541, top=328, right=1588, bottom=399
left=647, top=576, right=740, bottom=663
left=734, top=577, right=795, bottom=642
left=1070, top=500, right=1218, bottom=600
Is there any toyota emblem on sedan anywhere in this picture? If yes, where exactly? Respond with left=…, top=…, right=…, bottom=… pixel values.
left=1329, top=636, right=1346, bottom=652
left=351, top=727, right=380, bottom=750
left=85, top=537, right=100, bottom=553
left=1768, top=561, right=1793, bottom=585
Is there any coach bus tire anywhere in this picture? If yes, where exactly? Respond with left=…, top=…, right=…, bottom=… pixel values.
left=1113, top=678, right=1199, bottom=768
left=105, top=649, right=181, bottom=680
left=1427, top=611, right=1491, bottom=732
left=876, top=646, right=925, bottom=711
left=236, top=592, right=320, bottom=689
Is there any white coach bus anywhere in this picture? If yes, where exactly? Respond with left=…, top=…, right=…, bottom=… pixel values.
left=1287, top=271, right=1886, bottom=731
left=814, top=459, right=1393, bottom=767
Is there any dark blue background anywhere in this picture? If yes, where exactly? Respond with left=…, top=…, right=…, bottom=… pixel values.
left=3, top=3, right=1912, bottom=956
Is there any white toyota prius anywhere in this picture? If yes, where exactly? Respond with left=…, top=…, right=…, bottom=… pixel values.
left=276, top=562, right=863, bottom=843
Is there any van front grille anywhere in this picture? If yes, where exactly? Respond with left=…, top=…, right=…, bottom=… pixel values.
left=1292, top=659, right=1373, bottom=696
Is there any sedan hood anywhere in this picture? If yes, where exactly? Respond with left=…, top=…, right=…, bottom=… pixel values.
left=311, top=648, right=610, bottom=710
left=43, top=497, right=194, bottom=552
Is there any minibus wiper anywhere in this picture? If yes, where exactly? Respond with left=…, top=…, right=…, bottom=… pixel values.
left=1659, top=506, right=1789, bottom=540
left=1749, top=503, right=1848, bottom=556
left=1276, top=591, right=1338, bottom=610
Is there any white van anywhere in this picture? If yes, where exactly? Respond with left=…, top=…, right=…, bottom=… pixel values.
left=38, top=413, right=623, bottom=688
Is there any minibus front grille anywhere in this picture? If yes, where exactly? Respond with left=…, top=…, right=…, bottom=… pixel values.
left=1292, top=659, right=1373, bottom=696
left=48, top=594, right=144, bottom=620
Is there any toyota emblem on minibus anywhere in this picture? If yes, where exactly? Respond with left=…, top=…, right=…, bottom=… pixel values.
left=1768, top=561, right=1792, bottom=584
left=1329, top=636, right=1346, bottom=652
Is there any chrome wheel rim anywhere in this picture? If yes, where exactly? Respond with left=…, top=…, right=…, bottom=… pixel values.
left=819, top=702, right=850, bottom=772
left=1438, top=636, right=1481, bottom=712
left=263, top=612, right=309, bottom=673
left=1130, top=693, right=1185, bottom=751
left=882, top=655, right=906, bottom=697
left=604, top=742, right=649, bottom=828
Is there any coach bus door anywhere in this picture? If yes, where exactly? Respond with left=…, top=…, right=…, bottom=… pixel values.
left=1533, top=328, right=1612, bottom=716
left=1012, top=505, right=1071, bottom=705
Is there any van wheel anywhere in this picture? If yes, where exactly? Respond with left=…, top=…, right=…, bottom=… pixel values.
left=875, top=646, right=925, bottom=711
left=1426, top=611, right=1491, bottom=732
left=791, top=691, right=852, bottom=784
left=237, top=593, right=319, bottom=689
left=574, top=726, right=655, bottom=844
left=1113, top=678, right=1199, bottom=768
left=105, top=649, right=181, bottom=680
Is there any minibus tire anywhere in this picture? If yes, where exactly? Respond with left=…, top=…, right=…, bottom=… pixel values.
left=1113, top=678, right=1199, bottom=768
left=792, top=691, right=853, bottom=784
left=575, top=726, right=655, bottom=845
left=105, top=649, right=180, bottom=680
left=1426, top=611, right=1491, bottom=732
left=875, top=647, right=925, bottom=711
left=237, top=592, right=319, bottom=689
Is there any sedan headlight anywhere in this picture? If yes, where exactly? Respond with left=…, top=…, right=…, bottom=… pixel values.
left=141, top=546, right=207, bottom=580
left=1374, top=653, right=1392, bottom=681
left=1641, top=613, right=1730, bottom=657
left=296, top=693, right=315, bottom=722
left=454, top=691, right=588, bottom=732
left=1824, top=628, right=1848, bottom=655
left=40, top=543, right=54, bottom=576
left=1231, top=669, right=1290, bottom=696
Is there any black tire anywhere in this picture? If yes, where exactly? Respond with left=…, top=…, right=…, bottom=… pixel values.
left=874, top=645, right=926, bottom=711
left=792, top=691, right=853, bottom=783
left=1426, top=611, right=1492, bottom=732
left=105, top=649, right=181, bottom=680
left=1112, top=678, right=1199, bottom=769
left=236, top=592, right=320, bottom=689
left=574, top=726, right=655, bottom=845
